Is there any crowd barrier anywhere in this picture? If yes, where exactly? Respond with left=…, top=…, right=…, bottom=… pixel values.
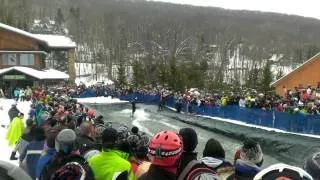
left=118, top=92, right=320, bottom=135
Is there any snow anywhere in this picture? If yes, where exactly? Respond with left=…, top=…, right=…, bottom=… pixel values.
left=0, top=22, right=76, bottom=49
left=76, top=96, right=127, bottom=104
left=75, top=63, right=114, bottom=86
left=42, top=68, right=70, bottom=79
left=33, top=34, right=76, bottom=48
left=0, top=99, right=31, bottom=166
left=0, top=22, right=43, bottom=43
left=166, top=106, right=320, bottom=139
left=0, top=66, right=69, bottom=80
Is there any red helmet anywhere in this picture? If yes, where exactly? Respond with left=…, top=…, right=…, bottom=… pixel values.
left=148, top=130, right=182, bottom=167
left=87, top=109, right=95, bottom=118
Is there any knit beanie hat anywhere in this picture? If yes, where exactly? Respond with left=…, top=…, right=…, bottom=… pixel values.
left=304, top=152, right=320, bottom=179
left=179, top=128, right=198, bottom=152
left=203, top=138, right=225, bottom=159
left=131, top=126, right=139, bottom=134
left=240, top=139, right=263, bottom=165
left=102, top=128, right=118, bottom=149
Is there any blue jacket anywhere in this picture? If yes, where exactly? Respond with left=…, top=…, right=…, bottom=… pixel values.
left=230, top=159, right=261, bottom=180
left=35, top=148, right=56, bottom=179
left=20, top=141, right=45, bottom=180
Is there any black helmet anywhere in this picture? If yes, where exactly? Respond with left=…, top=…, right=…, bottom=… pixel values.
left=55, top=129, right=77, bottom=154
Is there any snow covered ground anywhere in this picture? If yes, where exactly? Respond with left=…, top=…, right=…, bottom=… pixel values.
left=76, top=96, right=128, bottom=104
left=0, top=99, right=31, bottom=166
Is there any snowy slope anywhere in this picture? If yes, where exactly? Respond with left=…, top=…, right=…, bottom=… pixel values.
left=75, top=63, right=113, bottom=86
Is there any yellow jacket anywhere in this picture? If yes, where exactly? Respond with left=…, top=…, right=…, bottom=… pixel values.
left=6, top=117, right=24, bottom=147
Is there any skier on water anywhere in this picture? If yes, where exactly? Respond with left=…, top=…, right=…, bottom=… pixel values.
left=131, top=96, right=137, bottom=117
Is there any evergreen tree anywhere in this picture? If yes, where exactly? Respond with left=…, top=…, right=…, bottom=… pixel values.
left=117, top=59, right=126, bottom=87
left=158, top=60, right=167, bottom=86
left=305, top=44, right=319, bottom=59
left=260, top=60, right=273, bottom=93
left=132, top=60, right=145, bottom=87
left=246, top=65, right=260, bottom=89
left=168, top=56, right=177, bottom=89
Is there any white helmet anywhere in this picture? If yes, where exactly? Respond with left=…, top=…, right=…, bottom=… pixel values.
left=254, top=163, right=313, bottom=180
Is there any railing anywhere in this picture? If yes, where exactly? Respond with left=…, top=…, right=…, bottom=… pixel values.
left=118, top=92, right=320, bottom=135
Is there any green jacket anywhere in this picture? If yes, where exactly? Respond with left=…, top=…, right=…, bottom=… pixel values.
left=88, top=149, right=134, bottom=180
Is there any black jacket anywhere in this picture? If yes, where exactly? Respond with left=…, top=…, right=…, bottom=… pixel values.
left=76, top=134, right=97, bottom=155
left=8, top=106, right=20, bottom=121
left=138, top=165, right=176, bottom=180
left=177, top=152, right=197, bottom=175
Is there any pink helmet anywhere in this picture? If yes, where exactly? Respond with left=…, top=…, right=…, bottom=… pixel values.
left=148, top=130, right=182, bottom=167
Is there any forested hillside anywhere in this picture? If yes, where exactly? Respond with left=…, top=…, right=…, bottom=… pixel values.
left=1, top=0, right=320, bottom=90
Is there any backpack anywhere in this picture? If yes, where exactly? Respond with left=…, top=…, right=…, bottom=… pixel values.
left=178, top=160, right=220, bottom=180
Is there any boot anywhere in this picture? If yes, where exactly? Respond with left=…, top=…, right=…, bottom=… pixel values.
left=10, top=151, right=18, bottom=160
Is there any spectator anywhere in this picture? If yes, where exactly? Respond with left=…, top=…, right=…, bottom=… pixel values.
left=201, top=138, right=234, bottom=179
left=6, top=113, right=24, bottom=147
left=13, top=88, right=20, bottom=101
left=304, top=152, right=320, bottom=179
left=39, top=129, right=93, bottom=180
left=20, top=88, right=26, bottom=102
left=254, top=163, right=312, bottom=180
left=10, top=118, right=34, bottom=160
left=76, top=121, right=97, bottom=155
left=230, top=139, right=264, bottom=180
left=19, top=127, right=46, bottom=180
left=88, top=128, right=134, bottom=180
left=8, top=103, right=20, bottom=122
left=138, top=130, right=182, bottom=180
left=35, top=128, right=61, bottom=179
left=177, top=128, right=198, bottom=175
left=93, top=124, right=107, bottom=150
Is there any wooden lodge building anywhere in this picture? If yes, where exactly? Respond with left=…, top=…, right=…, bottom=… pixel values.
left=271, top=53, right=320, bottom=96
left=0, top=22, right=76, bottom=95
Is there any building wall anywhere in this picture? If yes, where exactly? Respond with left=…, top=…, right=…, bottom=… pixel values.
left=0, top=54, right=42, bottom=69
left=274, top=54, right=320, bottom=96
left=0, top=29, right=39, bottom=50
left=0, top=29, right=44, bottom=70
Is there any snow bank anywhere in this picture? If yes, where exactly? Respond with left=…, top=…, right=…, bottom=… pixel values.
left=0, top=99, right=31, bottom=166
left=76, top=96, right=127, bottom=104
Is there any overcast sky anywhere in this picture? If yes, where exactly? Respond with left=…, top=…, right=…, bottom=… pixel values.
left=149, top=0, right=320, bottom=19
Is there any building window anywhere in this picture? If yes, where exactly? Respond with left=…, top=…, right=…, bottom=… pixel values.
left=2, top=54, right=17, bottom=65
left=20, top=54, right=35, bottom=66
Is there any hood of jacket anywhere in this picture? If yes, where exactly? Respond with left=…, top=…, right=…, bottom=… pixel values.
left=200, top=157, right=223, bottom=168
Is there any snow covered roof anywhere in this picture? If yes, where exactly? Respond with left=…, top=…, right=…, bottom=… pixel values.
left=0, top=66, right=69, bottom=80
left=271, top=52, right=320, bottom=86
left=0, top=22, right=76, bottom=49
left=33, top=34, right=76, bottom=49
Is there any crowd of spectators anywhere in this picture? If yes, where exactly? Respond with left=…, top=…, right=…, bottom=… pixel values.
left=121, top=84, right=320, bottom=115
left=1, top=86, right=320, bottom=180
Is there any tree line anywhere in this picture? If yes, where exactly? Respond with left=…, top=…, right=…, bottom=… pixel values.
left=1, top=0, right=319, bottom=91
